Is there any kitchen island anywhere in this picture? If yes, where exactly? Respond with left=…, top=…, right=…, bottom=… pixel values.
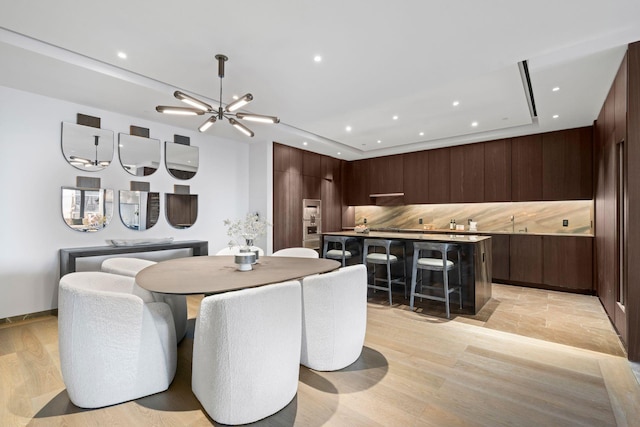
left=323, top=231, right=492, bottom=314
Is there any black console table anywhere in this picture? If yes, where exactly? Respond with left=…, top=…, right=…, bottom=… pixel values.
left=59, top=240, right=208, bottom=278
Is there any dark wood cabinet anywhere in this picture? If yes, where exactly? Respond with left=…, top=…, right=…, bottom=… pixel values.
left=542, top=127, right=593, bottom=200
left=165, top=194, right=198, bottom=228
left=490, top=234, right=510, bottom=281
left=344, top=159, right=371, bottom=206
left=450, top=143, right=484, bottom=202
left=484, top=139, right=512, bottom=202
left=303, top=151, right=322, bottom=177
left=368, top=154, right=403, bottom=195
left=511, top=134, right=543, bottom=201
left=273, top=143, right=290, bottom=172
left=543, top=236, right=593, bottom=292
left=428, top=147, right=450, bottom=203
left=403, top=150, right=429, bottom=204
left=273, top=170, right=289, bottom=250
left=303, top=175, right=321, bottom=200
left=509, top=234, right=543, bottom=284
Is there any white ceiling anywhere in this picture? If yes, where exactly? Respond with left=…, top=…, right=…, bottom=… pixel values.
left=1, top=0, right=639, bottom=160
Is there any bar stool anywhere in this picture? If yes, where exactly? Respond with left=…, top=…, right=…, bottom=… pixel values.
left=410, top=241, right=462, bottom=319
left=323, top=235, right=357, bottom=267
left=362, top=238, right=407, bottom=305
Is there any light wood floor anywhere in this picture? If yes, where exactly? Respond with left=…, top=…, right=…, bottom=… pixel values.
left=1, top=284, right=639, bottom=426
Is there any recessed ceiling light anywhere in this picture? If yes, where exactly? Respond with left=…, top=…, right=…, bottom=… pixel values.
left=377, top=140, right=382, bottom=144
left=419, top=132, right=424, bottom=136
left=346, top=126, right=352, bottom=132
left=337, top=152, right=341, bottom=155
left=552, top=87, right=560, bottom=92
left=392, top=115, right=398, bottom=120
left=314, top=55, right=322, bottom=62
left=553, top=114, right=559, bottom=119
left=303, top=141, right=308, bottom=146
left=117, top=51, right=127, bottom=59
left=471, top=121, right=478, bottom=127
left=453, top=101, right=460, bottom=107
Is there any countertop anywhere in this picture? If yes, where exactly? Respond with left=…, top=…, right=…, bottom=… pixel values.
left=324, top=230, right=492, bottom=243
left=342, top=227, right=594, bottom=238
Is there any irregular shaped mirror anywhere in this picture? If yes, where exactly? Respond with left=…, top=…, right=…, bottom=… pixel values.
left=118, top=133, right=161, bottom=176
left=61, top=187, right=114, bottom=232
left=119, top=190, right=160, bottom=230
left=166, top=193, right=198, bottom=229
left=165, top=142, right=199, bottom=179
left=62, top=122, right=114, bottom=171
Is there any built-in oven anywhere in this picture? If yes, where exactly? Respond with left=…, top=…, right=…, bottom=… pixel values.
left=302, top=199, right=322, bottom=250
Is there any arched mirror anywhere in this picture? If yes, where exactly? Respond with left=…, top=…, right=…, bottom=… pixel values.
left=119, top=190, right=160, bottom=230
left=118, top=133, right=161, bottom=176
left=62, top=122, right=114, bottom=171
left=165, top=142, right=199, bottom=180
left=166, top=193, right=198, bottom=229
left=61, top=187, right=114, bottom=232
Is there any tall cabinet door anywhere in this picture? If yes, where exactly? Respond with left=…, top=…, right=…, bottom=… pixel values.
left=511, top=134, right=543, bottom=201
left=450, top=143, right=484, bottom=203
left=428, top=148, right=450, bottom=203
left=403, top=150, right=429, bottom=204
left=484, top=139, right=512, bottom=202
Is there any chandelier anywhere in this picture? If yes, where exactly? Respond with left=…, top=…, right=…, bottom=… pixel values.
left=156, top=54, right=279, bottom=137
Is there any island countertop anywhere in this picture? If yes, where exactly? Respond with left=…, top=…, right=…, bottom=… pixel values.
left=324, top=230, right=492, bottom=243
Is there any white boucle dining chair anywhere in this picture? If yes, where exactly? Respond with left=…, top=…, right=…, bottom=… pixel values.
left=101, top=257, right=188, bottom=342
left=272, top=247, right=319, bottom=258
left=300, top=264, right=367, bottom=371
left=191, top=280, right=301, bottom=425
left=58, top=271, right=177, bottom=408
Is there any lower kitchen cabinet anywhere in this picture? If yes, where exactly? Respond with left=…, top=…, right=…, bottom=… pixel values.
left=509, top=235, right=543, bottom=284
left=490, top=234, right=510, bottom=281
left=543, top=236, right=593, bottom=292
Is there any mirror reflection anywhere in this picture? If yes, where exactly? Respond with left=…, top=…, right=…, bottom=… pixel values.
left=61, top=187, right=114, bottom=232
left=118, top=134, right=161, bottom=176
left=166, top=193, right=198, bottom=229
left=62, top=122, right=114, bottom=172
left=119, top=190, right=160, bottom=230
left=165, top=142, right=199, bottom=180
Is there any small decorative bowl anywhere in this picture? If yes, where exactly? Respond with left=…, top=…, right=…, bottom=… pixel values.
left=234, top=253, right=256, bottom=271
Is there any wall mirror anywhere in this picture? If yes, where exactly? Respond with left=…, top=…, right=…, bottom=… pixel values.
left=61, top=122, right=114, bottom=171
left=61, top=187, right=114, bottom=232
left=165, top=193, right=198, bottom=229
left=119, top=190, right=160, bottom=230
left=118, top=133, right=161, bottom=176
left=165, top=142, right=199, bottom=179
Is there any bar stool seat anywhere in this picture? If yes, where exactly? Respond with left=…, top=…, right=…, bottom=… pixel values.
left=410, top=241, right=462, bottom=319
left=323, top=235, right=358, bottom=266
left=363, top=238, right=406, bottom=305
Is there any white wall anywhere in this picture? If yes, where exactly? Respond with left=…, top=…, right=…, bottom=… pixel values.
left=248, top=140, right=273, bottom=254
left=0, top=86, right=262, bottom=319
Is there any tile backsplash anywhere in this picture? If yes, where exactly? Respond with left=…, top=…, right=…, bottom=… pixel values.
left=355, top=200, right=593, bottom=234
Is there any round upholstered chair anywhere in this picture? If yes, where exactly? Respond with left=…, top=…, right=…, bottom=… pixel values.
left=58, top=271, right=177, bottom=408
left=192, top=280, right=301, bottom=425
left=101, top=257, right=188, bottom=342
left=272, top=247, right=319, bottom=258
left=300, top=264, right=367, bottom=371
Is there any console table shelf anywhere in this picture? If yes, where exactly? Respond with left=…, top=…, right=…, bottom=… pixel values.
left=59, top=240, right=208, bottom=278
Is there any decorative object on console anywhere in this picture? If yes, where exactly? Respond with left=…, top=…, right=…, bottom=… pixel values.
left=61, top=114, right=114, bottom=171
left=61, top=176, right=113, bottom=232
left=106, top=237, right=174, bottom=247
left=155, top=54, right=279, bottom=137
left=354, top=224, right=369, bottom=233
left=118, top=125, right=160, bottom=176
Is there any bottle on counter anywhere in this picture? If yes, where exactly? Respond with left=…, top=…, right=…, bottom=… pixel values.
left=449, top=219, right=455, bottom=230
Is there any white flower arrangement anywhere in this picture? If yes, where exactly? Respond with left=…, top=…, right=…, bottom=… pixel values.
left=224, top=213, right=271, bottom=247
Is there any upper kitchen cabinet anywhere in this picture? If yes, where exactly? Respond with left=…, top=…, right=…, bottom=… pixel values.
left=303, top=151, right=322, bottom=178
left=428, top=147, right=451, bottom=203
left=542, top=127, right=593, bottom=200
left=450, top=143, right=484, bottom=203
left=344, top=159, right=371, bottom=206
left=484, top=139, right=512, bottom=202
left=511, top=134, right=543, bottom=201
left=403, top=150, right=429, bottom=204
left=368, top=154, right=404, bottom=195
left=321, top=155, right=341, bottom=182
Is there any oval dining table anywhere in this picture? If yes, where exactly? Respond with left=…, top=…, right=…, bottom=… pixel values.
left=135, top=255, right=341, bottom=294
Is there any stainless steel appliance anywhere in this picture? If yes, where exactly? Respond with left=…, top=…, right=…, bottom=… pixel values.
left=302, top=199, right=322, bottom=250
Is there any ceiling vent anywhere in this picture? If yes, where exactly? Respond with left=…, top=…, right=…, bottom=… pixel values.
left=518, top=60, right=538, bottom=119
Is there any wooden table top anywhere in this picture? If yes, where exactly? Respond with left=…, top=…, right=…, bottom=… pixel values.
left=135, top=255, right=340, bottom=294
